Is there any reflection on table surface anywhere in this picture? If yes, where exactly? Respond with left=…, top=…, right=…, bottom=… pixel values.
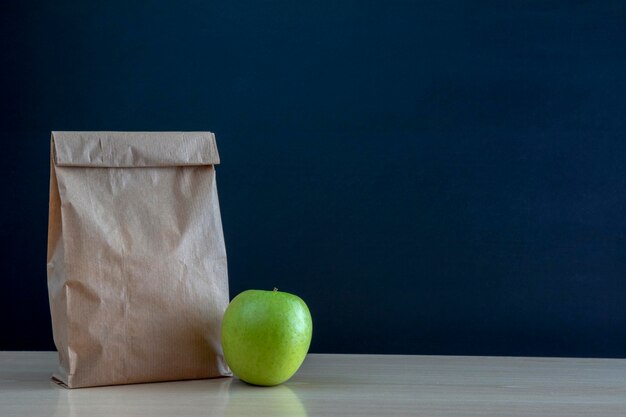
left=53, top=377, right=307, bottom=417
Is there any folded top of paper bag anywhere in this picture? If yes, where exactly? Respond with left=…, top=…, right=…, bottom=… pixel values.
left=51, top=131, right=220, bottom=167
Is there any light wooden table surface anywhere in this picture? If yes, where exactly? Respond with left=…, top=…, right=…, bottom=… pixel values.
left=1, top=352, right=625, bottom=416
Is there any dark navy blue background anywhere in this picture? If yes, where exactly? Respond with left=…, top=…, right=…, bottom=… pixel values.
left=2, top=1, right=625, bottom=356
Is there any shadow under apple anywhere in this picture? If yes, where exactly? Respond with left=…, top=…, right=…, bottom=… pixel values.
left=224, top=378, right=308, bottom=417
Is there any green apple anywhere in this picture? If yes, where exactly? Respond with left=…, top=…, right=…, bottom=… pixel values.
left=221, top=288, right=313, bottom=386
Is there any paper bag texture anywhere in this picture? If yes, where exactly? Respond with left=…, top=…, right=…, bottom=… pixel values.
left=47, top=131, right=231, bottom=388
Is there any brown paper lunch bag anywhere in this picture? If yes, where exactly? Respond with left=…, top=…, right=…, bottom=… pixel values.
left=47, top=131, right=232, bottom=388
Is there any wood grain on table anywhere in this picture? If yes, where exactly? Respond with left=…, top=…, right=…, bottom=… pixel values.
left=1, top=351, right=625, bottom=416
